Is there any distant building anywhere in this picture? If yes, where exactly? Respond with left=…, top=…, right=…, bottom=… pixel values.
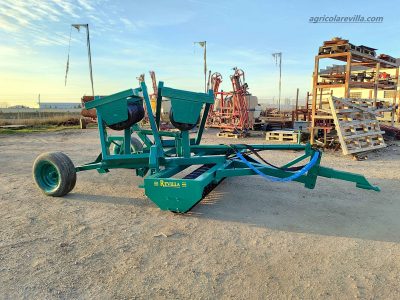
left=8, top=105, right=31, bottom=109
left=39, top=102, right=82, bottom=109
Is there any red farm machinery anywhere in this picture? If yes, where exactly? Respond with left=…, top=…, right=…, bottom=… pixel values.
left=207, top=68, right=260, bottom=136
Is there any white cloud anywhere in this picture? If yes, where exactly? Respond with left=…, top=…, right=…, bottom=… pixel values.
left=77, top=0, right=94, bottom=11
left=0, top=17, right=18, bottom=32
left=0, top=0, right=201, bottom=104
left=52, top=0, right=79, bottom=18
left=119, top=11, right=193, bottom=30
left=0, top=0, right=64, bottom=30
left=1, top=1, right=40, bottom=23
left=35, top=35, right=69, bottom=46
left=0, top=0, right=97, bottom=50
left=120, top=17, right=133, bottom=27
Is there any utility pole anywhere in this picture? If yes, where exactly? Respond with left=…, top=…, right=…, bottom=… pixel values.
left=295, top=88, right=299, bottom=121
left=272, top=52, right=282, bottom=112
left=194, top=41, right=207, bottom=92
left=206, top=70, right=212, bottom=91
left=70, top=24, right=95, bottom=97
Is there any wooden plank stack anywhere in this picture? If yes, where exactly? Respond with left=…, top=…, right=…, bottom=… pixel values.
left=328, top=96, right=386, bottom=155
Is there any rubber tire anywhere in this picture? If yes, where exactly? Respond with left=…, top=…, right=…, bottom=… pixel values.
left=111, top=137, right=143, bottom=154
left=108, top=102, right=145, bottom=131
left=169, top=110, right=199, bottom=131
left=33, top=152, right=76, bottom=197
left=80, top=117, right=87, bottom=129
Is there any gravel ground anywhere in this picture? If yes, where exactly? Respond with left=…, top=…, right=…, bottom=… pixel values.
left=0, top=128, right=399, bottom=299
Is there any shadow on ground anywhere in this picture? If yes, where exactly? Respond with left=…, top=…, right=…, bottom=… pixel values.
left=190, top=177, right=400, bottom=243
left=65, top=193, right=148, bottom=207
left=64, top=175, right=400, bottom=244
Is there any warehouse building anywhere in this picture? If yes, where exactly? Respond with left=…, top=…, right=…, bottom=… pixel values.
left=39, top=102, right=82, bottom=109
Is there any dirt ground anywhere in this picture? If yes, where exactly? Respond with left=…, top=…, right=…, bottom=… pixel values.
left=1, top=128, right=400, bottom=299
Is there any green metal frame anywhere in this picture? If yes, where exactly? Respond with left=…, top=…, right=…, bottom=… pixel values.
left=73, top=81, right=379, bottom=213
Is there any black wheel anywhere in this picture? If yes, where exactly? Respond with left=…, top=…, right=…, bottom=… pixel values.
left=33, top=152, right=76, bottom=197
left=108, top=102, right=145, bottom=131
left=79, top=117, right=87, bottom=129
left=169, top=110, right=199, bottom=131
left=111, top=137, right=143, bottom=154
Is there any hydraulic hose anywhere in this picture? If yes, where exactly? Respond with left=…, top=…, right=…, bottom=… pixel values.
left=234, top=151, right=320, bottom=182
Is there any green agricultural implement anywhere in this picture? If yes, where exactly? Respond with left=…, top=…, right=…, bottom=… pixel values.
left=33, top=81, right=379, bottom=213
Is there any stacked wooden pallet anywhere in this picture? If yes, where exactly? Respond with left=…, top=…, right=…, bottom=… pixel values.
left=328, top=96, right=386, bottom=155
left=217, top=131, right=248, bottom=139
left=318, top=38, right=377, bottom=57
left=265, top=130, right=299, bottom=143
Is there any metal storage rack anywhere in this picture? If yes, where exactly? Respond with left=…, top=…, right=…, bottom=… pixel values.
left=310, top=44, right=399, bottom=145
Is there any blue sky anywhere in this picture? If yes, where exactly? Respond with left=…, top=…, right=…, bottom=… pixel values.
left=0, top=0, right=398, bottom=106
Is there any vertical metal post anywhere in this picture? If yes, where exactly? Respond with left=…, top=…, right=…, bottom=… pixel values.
left=310, top=55, right=319, bottom=144
left=71, top=24, right=95, bottom=97
left=344, top=52, right=351, bottom=98
left=394, top=67, right=399, bottom=124
left=86, top=25, right=94, bottom=97
left=272, top=52, right=282, bottom=112
left=373, top=62, right=380, bottom=107
left=206, top=70, right=212, bottom=91
left=279, top=53, right=282, bottom=112
left=295, top=88, right=299, bottom=121
left=204, top=41, right=207, bottom=93
left=194, top=41, right=207, bottom=92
